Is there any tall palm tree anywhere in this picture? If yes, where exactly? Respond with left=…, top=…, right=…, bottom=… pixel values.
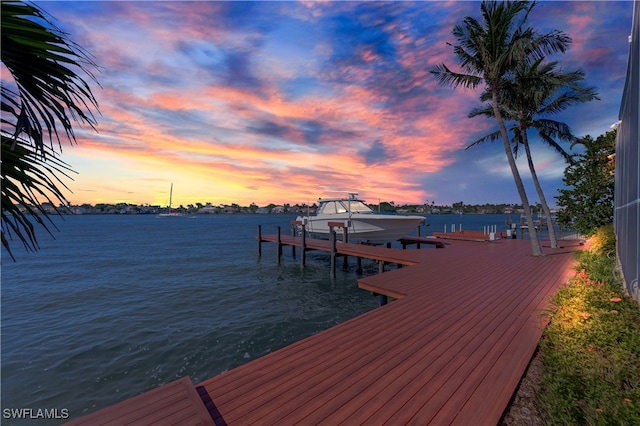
left=431, top=0, right=570, bottom=256
left=1, top=1, right=100, bottom=260
left=468, top=59, right=599, bottom=248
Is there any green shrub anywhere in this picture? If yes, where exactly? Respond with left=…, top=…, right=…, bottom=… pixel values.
left=537, top=226, right=640, bottom=425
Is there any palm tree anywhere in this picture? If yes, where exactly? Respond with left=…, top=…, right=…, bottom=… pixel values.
left=431, top=0, right=571, bottom=256
left=1, top=1, right=99, bottom=259
left=468, top=59, right=599, bottom=247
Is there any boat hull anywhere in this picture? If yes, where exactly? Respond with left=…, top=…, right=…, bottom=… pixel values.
left=296, top=214, right=424, bottom=245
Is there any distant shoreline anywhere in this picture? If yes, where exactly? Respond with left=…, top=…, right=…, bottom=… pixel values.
left=30, top=201, right=537, bottom=216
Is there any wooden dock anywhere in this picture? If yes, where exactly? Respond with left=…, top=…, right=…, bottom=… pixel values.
left=65, top=235, right=580, bottom=426
left=64, top=377, right=214, bottom=426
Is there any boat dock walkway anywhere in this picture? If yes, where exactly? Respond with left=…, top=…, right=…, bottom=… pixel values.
left=65, top=235, right=581, bottom=426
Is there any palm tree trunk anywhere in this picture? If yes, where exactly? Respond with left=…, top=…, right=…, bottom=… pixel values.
left=491, top=93, right=543, bottom=256
left=522, top=132, right=559, bottom=248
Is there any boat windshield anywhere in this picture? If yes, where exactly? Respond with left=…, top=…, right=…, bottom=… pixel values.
left=317, top=200, right=373, bottom=215
left=341, top=200, right=373, bottom=213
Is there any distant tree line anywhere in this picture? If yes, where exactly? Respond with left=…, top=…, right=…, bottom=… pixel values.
left=47, top=201, right=527, bottom=215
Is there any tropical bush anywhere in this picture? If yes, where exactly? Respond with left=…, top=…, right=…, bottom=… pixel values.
left=556, top=131, right=616, bottom=237
left=538, top=225, right=640, bottom=425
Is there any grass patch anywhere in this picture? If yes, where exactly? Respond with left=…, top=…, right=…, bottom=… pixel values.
left=537, top=225, right=640, bottom=424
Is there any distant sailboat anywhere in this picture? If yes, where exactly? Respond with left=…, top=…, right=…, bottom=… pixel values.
left=158, top=183, right=183, bottom=217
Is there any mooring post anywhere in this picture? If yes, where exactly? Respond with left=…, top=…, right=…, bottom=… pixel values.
left=290, top=221, right=297, bottom=258
left=342, top=226, right=349, bottom=270
left=301, top=223, right=307, bottom=267
left=329, top=227, right=337, bottom=278
left=416, top=225, right=421, bottom=249
left=356, top=257, right=363, bottom=275
left=277, top=226, right=282, bottom=264
left=379, top=294, right=388, bottom=306
left=258, top=225, right=262, bottom=257
left=378, top=260, right=385, bottom=274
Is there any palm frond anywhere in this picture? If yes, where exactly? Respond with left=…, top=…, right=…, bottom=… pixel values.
left=1, top=1, right=100, bottom=259
left=430, top=63, right=482, bottom=89
left=465, top=129, right=502, bottom=150
left=533, top=119, right=576, bottom=163
left=2, top=1, right=100, bottom=152
left=1, top=135, right=76, bottom=259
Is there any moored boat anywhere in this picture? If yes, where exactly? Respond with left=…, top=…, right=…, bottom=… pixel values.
left=296, top=194, right=425, bottom=244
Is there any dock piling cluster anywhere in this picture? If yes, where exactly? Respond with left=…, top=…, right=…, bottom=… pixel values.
left=257, top=223, right=425, bottom=280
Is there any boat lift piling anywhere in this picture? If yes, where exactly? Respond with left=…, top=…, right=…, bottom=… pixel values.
left=277, top=226, right=282, bottom=264
left=300, top=224, right=306, bottom=266
left=327, top=222, right=350, bottom=276
left=290, top=223, right=296, bottom=259
left=258, top=221, right=422, bottom=285
left=289, top=221, right=308, bottom=266
left=329, top=227, right=337, bottom=278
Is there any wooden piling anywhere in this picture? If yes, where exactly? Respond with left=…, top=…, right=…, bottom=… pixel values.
left=277, top=226, right=282, bottom=264
left=258, top=225, right=262, bottom=257
left=342, top=226, right=349, bottom=270
left=301, top=223, right=307, bottom=267
left=290, top=221, right=297, bottom=258
left=288, top=220, right=308, bottom=267
left=329, top=228, right=336, bottom=278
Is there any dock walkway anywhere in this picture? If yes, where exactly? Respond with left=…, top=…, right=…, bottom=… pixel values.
left=66, top=237, right=579, bottom=425
left=261, top=233, right=427, bottom=266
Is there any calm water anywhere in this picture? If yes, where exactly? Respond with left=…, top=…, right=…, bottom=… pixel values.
left=1, top=213, right=513, bottom=424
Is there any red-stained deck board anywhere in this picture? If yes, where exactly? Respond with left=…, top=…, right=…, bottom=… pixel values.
left=399, top=236, right=447, bottom=248
left=64, top=377, right=213, bottom=426
left=448, top=256, right=578, bottom=425
left=313, top=257, right=541, bottom=425
left=388, top=260, right=562, bottom=424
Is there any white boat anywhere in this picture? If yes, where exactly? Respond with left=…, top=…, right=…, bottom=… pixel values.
left=296, top=194, right=425, bottom=244
left=158, top=183, right=184, bottom=217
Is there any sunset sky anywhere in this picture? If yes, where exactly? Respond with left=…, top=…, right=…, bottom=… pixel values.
left=16, top=1, right=633, bottom=207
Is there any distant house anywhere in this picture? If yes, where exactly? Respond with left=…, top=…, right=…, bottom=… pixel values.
left=221, top=205, right=237, bottom=214
left=199, top=203, right=218, bottom=214
left=71, top=206, right=87, bottom=215
left=271, top=205, right=285, bottom=214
